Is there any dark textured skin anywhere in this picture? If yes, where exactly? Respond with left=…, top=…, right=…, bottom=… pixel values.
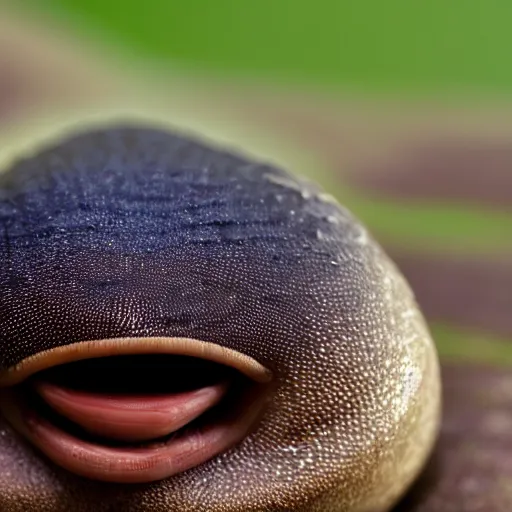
left=0, top=127, right=440, bottom=511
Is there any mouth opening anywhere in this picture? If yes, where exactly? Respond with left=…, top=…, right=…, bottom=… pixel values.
left=0, top=338, right=272, bottom=484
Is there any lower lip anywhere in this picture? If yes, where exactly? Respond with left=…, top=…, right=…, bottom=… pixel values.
left=0, top=385, right=266, bottom=483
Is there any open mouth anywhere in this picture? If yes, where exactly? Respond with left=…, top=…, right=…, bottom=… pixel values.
left=0, top=337, right=272, bottom=484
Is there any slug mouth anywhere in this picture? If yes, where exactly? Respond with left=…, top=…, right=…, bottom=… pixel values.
left=0, top=337, right=272, bottom=484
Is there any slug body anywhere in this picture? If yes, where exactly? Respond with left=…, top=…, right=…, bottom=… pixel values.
left=0, top=127, right=440, bottom=511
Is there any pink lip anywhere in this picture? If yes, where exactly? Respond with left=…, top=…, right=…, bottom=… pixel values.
left=0, top=382, right=264, bottom=483
left=0, top=338, right=271, bottom=484
left=34, top=380, right=230, bottom=442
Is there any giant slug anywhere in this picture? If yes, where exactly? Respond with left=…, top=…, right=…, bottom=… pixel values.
left=0, top=126, right=440, bottom=512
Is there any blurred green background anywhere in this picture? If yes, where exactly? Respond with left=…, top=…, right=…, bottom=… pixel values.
left=24, top=0, right=512, bottom=95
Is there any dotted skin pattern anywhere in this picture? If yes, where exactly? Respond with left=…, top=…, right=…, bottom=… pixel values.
left=0, top=127, right=440, bottom=512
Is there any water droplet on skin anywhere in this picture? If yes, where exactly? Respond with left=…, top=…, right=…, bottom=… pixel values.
left=264, top=173, right=302, bottom=192
left=355, top=229, right=368, bottom=245
left=317, top=192, right=339, bottom=205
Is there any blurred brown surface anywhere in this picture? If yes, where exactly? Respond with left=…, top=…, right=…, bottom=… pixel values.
left=391, top=254, right=512, bottom=338
left=0, top=8, right=115, bottom=132
left=395, top=364, right=512, bottom=512
left=353, top=140, right=512, bottom=211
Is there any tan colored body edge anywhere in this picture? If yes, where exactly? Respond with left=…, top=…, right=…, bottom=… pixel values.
left=362, top=332, right=441, bottom=512
left=300, top=330, right=441, bottom=512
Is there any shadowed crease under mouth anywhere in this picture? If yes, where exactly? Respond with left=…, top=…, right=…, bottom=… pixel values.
left=0, top=337, right=273, bottom=484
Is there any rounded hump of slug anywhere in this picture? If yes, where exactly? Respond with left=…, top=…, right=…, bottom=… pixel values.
left=0, top=126, right=440, bottom=512
left=0, top=127, right=297, bottom=250
left=0, top=126, right=365, bottom=371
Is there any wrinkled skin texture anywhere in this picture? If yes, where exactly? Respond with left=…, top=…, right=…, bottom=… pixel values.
left=0, top=127, right=440, bottom=511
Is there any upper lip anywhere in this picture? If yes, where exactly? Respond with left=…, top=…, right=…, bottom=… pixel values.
left=0, top=337, right=272, bottom=484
